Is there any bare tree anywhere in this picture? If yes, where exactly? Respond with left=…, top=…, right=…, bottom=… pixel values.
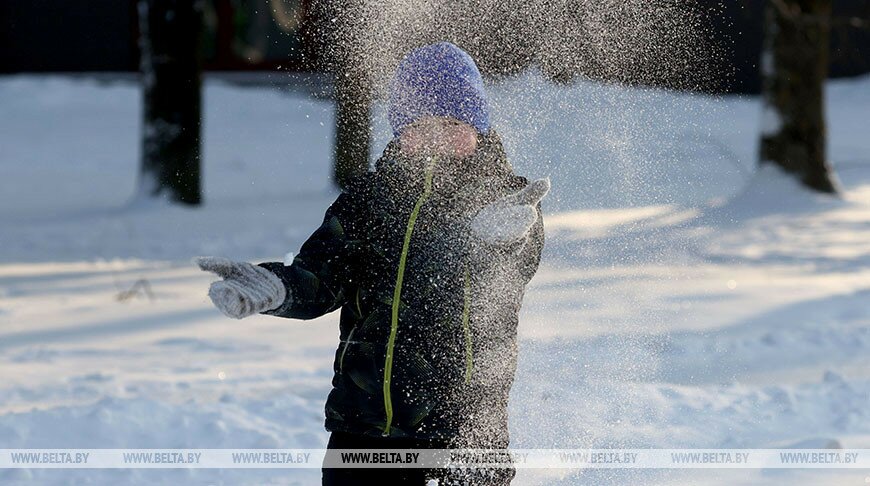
left=760, top=0, right=837, bottom=193
left=138, top=0, right=205, bottom=205
left=304, top=0, right=372, bottom=190
left=333, top=68, right=372, bottom=190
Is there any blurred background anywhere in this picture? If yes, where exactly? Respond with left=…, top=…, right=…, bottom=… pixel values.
left=2, top=0, right=869, bottom=92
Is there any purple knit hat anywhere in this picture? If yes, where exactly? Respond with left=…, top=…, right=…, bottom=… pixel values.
left=387, top=42, right=490, bottom=137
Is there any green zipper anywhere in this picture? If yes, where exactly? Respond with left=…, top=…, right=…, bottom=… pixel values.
left=382, top=156, right=437, bottom=436
left=462, top=265, right=473, bottom=384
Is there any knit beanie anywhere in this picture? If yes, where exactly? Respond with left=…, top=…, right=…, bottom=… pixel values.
left=388, top=42, right=490, bottom=137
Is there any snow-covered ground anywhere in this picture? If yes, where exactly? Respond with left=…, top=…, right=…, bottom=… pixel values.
left=0, top=72, right=868, bottom=485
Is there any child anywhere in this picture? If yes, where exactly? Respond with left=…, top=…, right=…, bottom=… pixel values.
left=197, top=41, right=548, bottom=485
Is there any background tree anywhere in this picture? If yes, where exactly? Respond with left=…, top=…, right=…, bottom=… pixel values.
left=305, top=0, right=372, bottom=190
left=333, top=64, right=372, bottom=190
left=760, top=0, right=837, bottom=193
left=138, top=0, right=205, bottom=205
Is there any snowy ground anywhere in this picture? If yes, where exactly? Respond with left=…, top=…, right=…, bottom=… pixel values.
left=0, top=72, right=868, bottom=485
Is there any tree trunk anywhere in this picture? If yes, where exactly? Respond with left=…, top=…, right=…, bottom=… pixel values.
left=760, top=0, right=837, bottom=193
left=138, top=0, right=204, bottom=205
left=333, top=71, right=372, bottom=190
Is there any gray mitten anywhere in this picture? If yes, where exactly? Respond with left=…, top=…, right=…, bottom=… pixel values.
left=195, top=256, right=287, bottom=319
left=470, top=178, right=550, bottom=245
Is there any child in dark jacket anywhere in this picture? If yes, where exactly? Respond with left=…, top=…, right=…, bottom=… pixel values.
left=198, top=42, right=548, bottom=485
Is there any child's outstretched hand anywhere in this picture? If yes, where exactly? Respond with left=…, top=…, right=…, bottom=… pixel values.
left=194, top=256, right=287, bottom=319
left=470, top=177, right=550, bottom=246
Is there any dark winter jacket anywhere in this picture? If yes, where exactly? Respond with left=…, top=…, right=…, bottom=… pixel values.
left=258, top=130, right=544, bottom=446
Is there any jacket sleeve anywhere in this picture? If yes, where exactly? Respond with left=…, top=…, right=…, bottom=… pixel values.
left=516, top=201, right=544, bottom=285
left=257, top=191, right=360, bottom=320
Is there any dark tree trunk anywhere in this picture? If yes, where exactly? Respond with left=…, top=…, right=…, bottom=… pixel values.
left=312, top=0, right=372, bottom=190
left=138, top=0, right=204, bottom=205
left=760, top=0, right=837, bottom=193
left=333, top=70, right=372, bottom=190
